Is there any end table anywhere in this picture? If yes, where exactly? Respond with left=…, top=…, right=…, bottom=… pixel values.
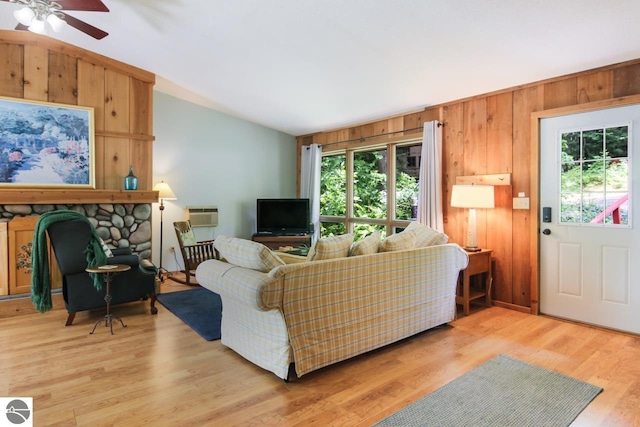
left=456, top=249, right=493, bottom=316
left=85, top=264, right=131, bottom=334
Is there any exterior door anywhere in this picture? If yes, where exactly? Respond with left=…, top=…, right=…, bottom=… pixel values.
left=540, top=104, right=640, bottom=334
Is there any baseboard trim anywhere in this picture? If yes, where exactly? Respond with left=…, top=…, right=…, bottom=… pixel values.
left=0, top=291, right=64, bottom=318
left=492, top=300, right=532, bottom=314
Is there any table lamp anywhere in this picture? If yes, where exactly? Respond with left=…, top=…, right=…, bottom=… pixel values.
left=451, top=184, right=494, bottom=252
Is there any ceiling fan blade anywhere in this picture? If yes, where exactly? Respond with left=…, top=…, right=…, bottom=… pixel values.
left=62, top=13, right=109, bottom=39
left=55, top=0, right=109, bottom=12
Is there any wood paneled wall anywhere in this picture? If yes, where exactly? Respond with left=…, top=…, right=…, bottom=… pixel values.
left=297, top=57, right=640, bottom=311
left=0, top=30, right=155, bottom=199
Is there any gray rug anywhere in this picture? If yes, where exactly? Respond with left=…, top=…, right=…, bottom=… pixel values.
left=375, top=354, right=602, bottom=427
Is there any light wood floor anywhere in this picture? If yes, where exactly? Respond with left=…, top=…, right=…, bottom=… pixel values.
left=1, top=276, right=639, bottom=426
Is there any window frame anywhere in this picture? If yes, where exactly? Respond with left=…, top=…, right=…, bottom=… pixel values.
left=319, top=137, right=422, bottom=237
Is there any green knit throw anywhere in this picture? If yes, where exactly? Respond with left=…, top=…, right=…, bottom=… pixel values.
left=31, top=210, right=108, bottom=313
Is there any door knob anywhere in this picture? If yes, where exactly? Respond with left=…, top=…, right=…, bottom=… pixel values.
left=542, top=229, right=551, bottom=235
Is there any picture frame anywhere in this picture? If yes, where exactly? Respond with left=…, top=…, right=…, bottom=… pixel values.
left=0, top=96, right=95, bottom=188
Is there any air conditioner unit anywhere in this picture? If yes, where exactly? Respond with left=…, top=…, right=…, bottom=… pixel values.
left=187, top=206, right=218, bottom=227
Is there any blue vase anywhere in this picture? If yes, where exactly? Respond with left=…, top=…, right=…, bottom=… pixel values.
left=124, top=165, right=138, bottom=190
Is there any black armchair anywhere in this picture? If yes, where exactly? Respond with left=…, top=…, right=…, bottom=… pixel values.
left=46, top=218, right=158, bottom=326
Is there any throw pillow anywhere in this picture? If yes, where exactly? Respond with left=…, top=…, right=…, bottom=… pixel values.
left=98, top=236, right=114, bottom=258
left=405, top=221, right=449, bottom=247
left=349, top=231, right=381, bottom=256
left=380, top=230, right=416, bottom=252
left=214, top=235, right=284, bottom=272
left=179, top=225, right=197, bottom=246
left=307, top=233, right=354, bottom=261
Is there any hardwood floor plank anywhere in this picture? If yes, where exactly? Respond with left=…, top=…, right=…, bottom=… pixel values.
left=1, top=282, right=639, bottom=426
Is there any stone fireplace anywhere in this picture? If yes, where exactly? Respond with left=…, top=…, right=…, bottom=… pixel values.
left=1, top=203, right=152, bottom=260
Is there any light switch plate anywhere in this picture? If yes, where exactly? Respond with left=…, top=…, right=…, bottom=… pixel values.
left=513, top=197, right=530, bottom=209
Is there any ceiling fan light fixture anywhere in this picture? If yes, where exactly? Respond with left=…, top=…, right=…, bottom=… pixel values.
left=13, top=6, right=35, bottom=26
left=28, top=17, right=46, bottom=35
left=46, top=13, right=66, bottom=32
left=9, top=0, right=109, bottom=40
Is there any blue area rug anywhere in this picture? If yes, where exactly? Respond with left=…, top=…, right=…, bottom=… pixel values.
left=157, top=287, right=222, bottom=341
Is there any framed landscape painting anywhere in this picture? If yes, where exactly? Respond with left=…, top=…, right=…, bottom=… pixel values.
left=0, top=96, right=95, bottom=188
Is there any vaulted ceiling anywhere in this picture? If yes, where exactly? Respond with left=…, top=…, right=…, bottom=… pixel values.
left=2, top=0, right=640, bottom=136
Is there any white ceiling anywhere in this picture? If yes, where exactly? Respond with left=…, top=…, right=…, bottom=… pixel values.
left=2, top=0, right=640, bottom=136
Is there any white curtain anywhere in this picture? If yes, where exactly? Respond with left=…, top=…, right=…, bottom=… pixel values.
left=301, top=144, right=322, bottom=243
left=417, top=121, right=444, bottom=232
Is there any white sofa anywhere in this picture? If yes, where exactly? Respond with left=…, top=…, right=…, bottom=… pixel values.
left=196, top=230, right=468, bottom=380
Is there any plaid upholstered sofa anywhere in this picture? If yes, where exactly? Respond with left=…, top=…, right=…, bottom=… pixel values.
left=196, top=228, right=468, bottom=380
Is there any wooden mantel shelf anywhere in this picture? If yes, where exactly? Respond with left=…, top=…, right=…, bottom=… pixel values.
left=0, top=189, right=159, bottom=205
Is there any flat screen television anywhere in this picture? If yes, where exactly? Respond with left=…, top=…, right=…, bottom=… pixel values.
left=256, top=198, right=310, bottom=235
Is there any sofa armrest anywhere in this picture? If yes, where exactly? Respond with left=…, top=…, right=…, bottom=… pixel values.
left=111, top=247, right=132, bottom=256
left=139, top=258, right=158, bottom=274
left=196, top=260, right=277, bottom=310
left=108, top=254, right=141, bottom=268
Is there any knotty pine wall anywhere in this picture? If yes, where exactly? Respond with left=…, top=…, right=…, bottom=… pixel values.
left=297, top=58, right=640, bottom=312
left=0, top=30, right=155, bottom=202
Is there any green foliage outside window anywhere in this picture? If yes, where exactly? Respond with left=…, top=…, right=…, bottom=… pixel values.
left=320, top=144, right=420, bottom=238
left=320, top=155, right=347, bottom=237
left=353, top=150, right=387, bottom=220
left=560, top=126, right=629, bottom=224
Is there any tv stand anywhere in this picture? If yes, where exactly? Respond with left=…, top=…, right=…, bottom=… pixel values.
left=252, top=234, right=311, bottom=250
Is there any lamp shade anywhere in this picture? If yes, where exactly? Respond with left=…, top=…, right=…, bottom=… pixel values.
left=47, top=14, right=67, bottom=32
left=28, top=17, right=46, bottom=35
left=13, top=7, right=35, bottom=26
left=153, top=181, right=177, bottom=200
left=451, top=185, right=495, bottom=209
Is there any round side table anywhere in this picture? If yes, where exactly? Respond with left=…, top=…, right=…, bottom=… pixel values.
left=85, top=264, right=131, bottom=335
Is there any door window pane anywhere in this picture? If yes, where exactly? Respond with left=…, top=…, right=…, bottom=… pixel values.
left=559, top=125, right=629, bottom=226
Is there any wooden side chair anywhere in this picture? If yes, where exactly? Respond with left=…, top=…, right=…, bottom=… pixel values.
left=173, top=221, right=216, bottom=285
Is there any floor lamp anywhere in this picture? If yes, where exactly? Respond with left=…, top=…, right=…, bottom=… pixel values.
left=451, top=184, right=494, bottom=252
left=153, top=181, right=176, bottom=281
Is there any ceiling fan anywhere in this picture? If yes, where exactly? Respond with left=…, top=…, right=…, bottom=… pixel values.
left=1, top=0, right=110, bottom=39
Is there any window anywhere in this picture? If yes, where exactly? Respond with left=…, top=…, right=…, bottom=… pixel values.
left=320, top=139, right=421, bottom=238
left=319, top=153, right=346, bottom=237
left=395, top=144, right=420, bottom=221
left=559, top=125, right=629, bottom=225
left=353, top=148, right=387, bottom=221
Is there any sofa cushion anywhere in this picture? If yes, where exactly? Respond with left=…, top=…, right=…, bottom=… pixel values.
left=307, top=233, right=354, bottom=261
left=349, top=231, right=381, bottom=256
left=214, top=235, right=284, bottom=272
left=274, top=252, right=308, bottom=265
left=406, top=221, right=449, bottom=247
left=380, top=230, right=416, bottom=252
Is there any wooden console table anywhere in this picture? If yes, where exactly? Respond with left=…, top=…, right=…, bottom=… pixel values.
left=251, top=234, right=311, bottom=250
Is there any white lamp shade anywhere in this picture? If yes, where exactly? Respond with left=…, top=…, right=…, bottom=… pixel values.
left=153, top=181, right=177, bottom=200
left=47, top=14, right=67, bottom=32
left=451, top=185, right=495, bottom=209
left=14, top=7, right=35, bottom=26
left=28, top=18, right=46, bottom=35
